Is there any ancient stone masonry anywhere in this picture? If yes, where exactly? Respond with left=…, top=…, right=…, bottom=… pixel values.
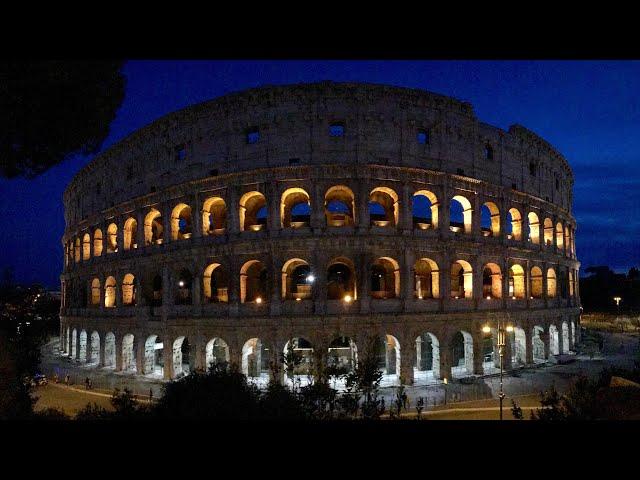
left=59, top=81, right=581, bottom=386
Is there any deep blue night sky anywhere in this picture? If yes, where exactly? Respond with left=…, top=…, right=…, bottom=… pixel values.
left=1, top=60, right=639, bottom=289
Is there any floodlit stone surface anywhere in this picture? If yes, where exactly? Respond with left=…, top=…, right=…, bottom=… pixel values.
left=59, top=82, right=580, bottom=385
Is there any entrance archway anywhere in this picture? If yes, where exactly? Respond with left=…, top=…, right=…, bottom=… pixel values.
left=205, top=338, right=230, bottom=370
left=532, top=326, right=546, bottom=363
left=451, top=331, right=473, bottom=378
left=241, top=338, right=270, bottom=386
left=79, top=330, right=87, bottom=363
left=549, top=325, right=560, bottom=355
left=121, top=334, right=136, bottom=373
left=283, top=337, right=314, bottom=387
left=415, top=333, right=440, bottom=383
left=143, top=335, right=163, bottom=376
left=172, top=336, right=191, bottom=378
left=104, top=332, right=116, bottom=368
left=89, top=331, right=100, bottom=365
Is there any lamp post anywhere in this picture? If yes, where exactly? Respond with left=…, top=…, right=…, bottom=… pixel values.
left=613, top=296, right=621, bottom=314
left=483, top=315, right=513, bottom=420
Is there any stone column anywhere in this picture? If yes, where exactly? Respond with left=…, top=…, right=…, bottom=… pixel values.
left=162, top=201, right=172, bottom=244
left=163, top=335, right=174, bottom=380
left=401, top=249, right=414, bottom=308
left=135, top=337, right=144, bottom=373
left=116, top=216, right=125, bottom=254
left=114, top=333, right=123, bottom=371
left=227, top=256, right=240, bottom=317
left=400, top=337, right=415, bottom=385
left=557, top=323, right=565, bottom=355
left=192, top=193, right=202, bottom=238
left=472, top=329, right=484, bottom=375
left=356, top=180, right=369, bottom=232
left=439, top=339, right=453, bottom=382
left=472, top=192, right=480, bottom=239
left=194, top=334, right=206, bottom=372
left=358, top=252, right=371, bottom=313
left=135, top=210, right=145, bottom=249
left=227, top=186, right=240, bottom=235
left=400, top=183, right=412, bottom=233
left=439, top=183, right=450, bottom=240
left=503, top=330, right=513, bottom=370
left=312, top=252, right=327, bottom=314
left=269, top=254, right=282, bottom=316
left=310, top=182, right=324, bottom=233
left=542, top=328, right=550, bottom=360
left=268, top=183, right=280, bottom=234
left=525, top=327, right=534, bottom=365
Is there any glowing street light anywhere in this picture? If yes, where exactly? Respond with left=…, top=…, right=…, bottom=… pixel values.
left=483, top=314, right=513, bottom=420
left=343, top=295, right=352, bottom=303
left=614, top=296, right=621, bottom=313
left=306, top=274, right=315, bottom=283
left=178, top=281, right=185, bottom=287
left=255, top=297, right=262, bottom=304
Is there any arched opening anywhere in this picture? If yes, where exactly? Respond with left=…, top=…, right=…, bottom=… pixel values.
left=555, top=222, right=564, bottom=249
left=377, top=335, right=401, bottom=385
left=239, top=191, right=267, bottom=232
left=89, top=331, right=100, bottom=365
left=530, top=266, right=543, bottom=298
left=528, top=212, right=540, bottom=244
left=414, top=258, right=439, bottom=299
left=570, top=321, right=576, bottom=345
left=450, top=260, right=473, bottom=298
left=543, top=218, right=553, bottom=247
left=104, top=276, right=116, bottom=308
left=512, top=327, right=527, bottom=365
left=281, top=188, right=311, bottom=228
left=104, top=332, right=116, bottom=368
left=481, top=202, right=500, bottom=237
left=369, top=187, right=398, bottom=227
left=93, top=229, right=103, bottom=257
left=564, top=226, right=571, bottom=255
left=370, top=257, right=399, bottom=299
left=283, top=337, right=314, bottom=386
left=205, top=338, right=230, bottom=370
left=482, top=263, right=502, bottom=299
left=91, top=278, right=101, bottom=306
left=175, top=269, right=193, bottom=305
left=549, top=325, right=560, bottom=355
left=282, top=258, right=312, bottom=300
left=82, top=233, right=91, bottom=260
left=172, top=336, right=191, bottom=378
left=106, top=223, right=118, bottom=253
left=324, top=185, right=355, bottom=227
left=327, top=257, right=356, bottom=300
left=547, top=268, right=557, bottom=298
left=74, top=238, right=80, bottom=262
left=328, top=336, right=358, bottom=377
left=507, top=208, right=522, bottom=240
left=532, top=326, right=546, bottom=363
left=203, top=263, right=229, bottom=303
left=481, top=328, right=497, bottom=374
left=122, top=273, right=136, bottom=306
left=144, top=208, right=164, bottom=245
left=202, top=196, right=227, bottom=235
left=150, top=274, right=162, bottom=306
left=450, top=195, right=472, bottom=234
left=65, top=327, right=70, bottom=354
left=171, top=203, right=192, bottom=240
left=143, top=335, right=163, bottom=376
left=241, top=338, right=270, bottom=383
left=508, top=264, right=526, bottom=299
left=123, top=217, right=138, bottom=250
left=451, top=331, right=474, bottom=378
left=562, top=321, right=570, bottom=353
left=121, top=333, right=136, bottom=373
left=415, top=332, right=440, bottom=383
left=240, top=260, right=267, bottom=303
left=71, top=328, right=77, bottom=358
left=413, top=190, right=438, bottom=230
left=79, top=330, right=87, bottom=363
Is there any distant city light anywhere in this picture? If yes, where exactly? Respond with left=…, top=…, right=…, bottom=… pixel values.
left=255, top=297, right=262, bottom=304
left=306, top=274, right=315, bottom=283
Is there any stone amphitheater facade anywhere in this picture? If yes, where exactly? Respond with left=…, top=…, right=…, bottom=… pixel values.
left=59, top=81, right=580, bottom=386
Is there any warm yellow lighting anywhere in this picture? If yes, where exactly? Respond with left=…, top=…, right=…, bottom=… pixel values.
left=343, top=295, right=352, bottom=303
left=443, top=377, right=448, bottom=385
left=295, top=297, right=301, bottom=302
left=418, top=295, right=423, bottom=300
left=255, top=297, right=262, bottom=304
left=613, top=296, right=622, bottom=306
left=178, top=281, right=185, bottom=287
left=506, top=325, right=514, bottom=333
left=486, top=296, right=491, bottom=300
left=482, top=325, right=491, bottom=333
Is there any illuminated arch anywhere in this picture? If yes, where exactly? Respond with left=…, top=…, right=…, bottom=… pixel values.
left=327, top=256, right=356, bottom=300
left=555, top=222, right=564, bottom=249
left=371, top=257, right=400, bottom=299
left=414, top=258, right=439, bottom=299
left=240, top=260, right=267, bottom=303
left=106, top=223, right=118, bottom=253
left=91, top=278, right=101, bottom=306
left=415, top=332, right=441, bottom=380
left=281, top=188, right=310, bottom=228
left=82, top=233, right=91, bottom=260
left=507, top=208, right=522, bottom=241
left=281, top=258, right=312, bottom=300
left=543, top=218, right=554, bottom=247
left=509, top=264, right=525, bottom=299
left=450, top=195, right=472, bottom=234
left=530, top=266, right=543, bottom=298
left=241, top=338, right=270, bottom=379
left=202, top=196, right=227, bottom=235
left=202, top=263, right=229, bottom=303
left=450, top=260, right=473, bottom=298
left=74, top=237, right=80, bottom=262
left=206, top=338, right=230, bottom=369
left=369, top=187, right=399, bottom=227
left=528, top=212, right=540, bottom=244
left=104, top=276, right=116, bottom=308
left=324, top=185, right=355, bottom=227
left=547, top=268, right=557, bottom=298
left=480, top=202, right=500, bottom=237
left=412, top=190, right=439, bottom=229
left=144, top=208, right=163, bottom=245
left=171, top=203, right=192, bottom=240
left=122, top=273, right=135, bottom=305
left=482, top=263, right=502, bottom=299
left=239, top=191, right=267, bottom=232
left=123, top=217, right=138, bottom=251
left=93, top=228, right=103, bottom=257
left=175, top=269, right=193, bottom=305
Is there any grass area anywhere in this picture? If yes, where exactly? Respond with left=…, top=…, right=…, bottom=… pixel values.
left=34, top=384, right=114, bottom=417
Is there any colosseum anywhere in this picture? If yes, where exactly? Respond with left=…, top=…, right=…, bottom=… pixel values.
left=58, top=81, right=581, bottom=388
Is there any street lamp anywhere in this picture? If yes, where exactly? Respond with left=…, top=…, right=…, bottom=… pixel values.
left=613, top=296, right=621, bottom=313
left=483, top=315, right=514, bottom=420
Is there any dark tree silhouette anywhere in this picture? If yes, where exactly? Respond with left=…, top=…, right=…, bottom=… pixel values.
left=0, top=61, right=126, bottom=178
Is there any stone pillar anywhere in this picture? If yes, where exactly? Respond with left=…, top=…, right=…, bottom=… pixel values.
left=163, top=335, right=174, bottom=380
left=114, top=334, right=123, bottom=371
left=400, top=183, right=412, bottom=233
left=472, top=192, right=480, bottom=238
left=162, top=201, right=172, bottom=244
left=116, top=216, right=125, bottom=254
left=525, top=328, right=534, bottom=365
left=313, top=252, right=327, bottom=314
left=192, top=193, right=202, bottom=238
left=162, top=265, right=172, bottom=307
left=135, top=210, right=145, bottom=249
left=310, top=181, right=324, bottom=232
left=269, top=255, right=282, bottom=316
left=542, top=329, right=550, bottom=359
left=268, top=183, right=280, bottom=234
left=135, top=337, right=144, bottom=374
left=98, top=336, right=106, bottom=367
left=401, top=249, right=414, bottom=307
left=400, top=337, right=415, bottom=385
left=472, top=330, right=484, bottom=375
left=557, top=323, right=565, bottom=355
left=194, top=335, right=206, bottom=372
left=503, top=330, right=513, bottom=370
left=439, top=340, right=453, bottom=382
left=439, top=184, right=450, bottom=240
left=358, top=252, right=371, bottom=313
left=356, top=181, right=369, bottom=232
left=227, top=186, right=240, bottom=235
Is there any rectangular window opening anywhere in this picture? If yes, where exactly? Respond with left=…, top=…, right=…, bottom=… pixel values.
left=329, top=123, right=344, bottom=137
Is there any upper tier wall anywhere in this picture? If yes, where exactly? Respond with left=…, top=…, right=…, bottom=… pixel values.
left=64, top=81, right=574, bottom=227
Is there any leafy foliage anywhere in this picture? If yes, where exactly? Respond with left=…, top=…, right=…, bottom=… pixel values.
left=0, top=61, right=126, bottom=178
